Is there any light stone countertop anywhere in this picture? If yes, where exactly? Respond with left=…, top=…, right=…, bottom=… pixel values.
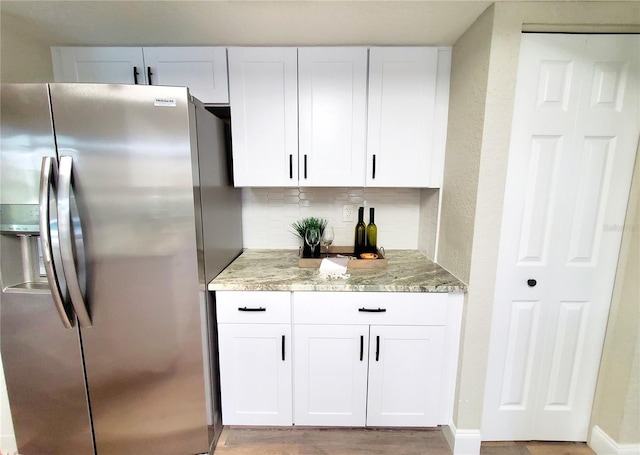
left=208, top=249, right=467, bottom=293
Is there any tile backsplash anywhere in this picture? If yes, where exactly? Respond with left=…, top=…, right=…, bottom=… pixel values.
left=241, top=187, right=436, bottom=253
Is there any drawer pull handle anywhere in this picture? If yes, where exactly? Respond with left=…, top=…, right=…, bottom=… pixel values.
left=282, top=335, right=286, bottom=361
left=358, top=307, right=386, bottom=313
left=238, top=307, right=266, bottom=312
left=360, top=335, right=364, bottom=361
left=375, top=335, right=380, bottom=362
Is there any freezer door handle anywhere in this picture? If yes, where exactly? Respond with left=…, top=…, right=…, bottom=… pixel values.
left=58, top=156, right=92, bottom=327
left=39, top=157, right=74, bottom=329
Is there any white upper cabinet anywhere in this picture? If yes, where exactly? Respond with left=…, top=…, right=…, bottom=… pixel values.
left=228, top=47, right=298, bottom=187
left=298, top=47, right=368, bottom=187
left=52, top=47, right=146, bottom=84
left=227, top=47, right=299, bottom=187
left=141, top=47, right=228, bottom=103
left=51, top=47, right=229, bottom=104
left=366, top=47, right=451, bottom=187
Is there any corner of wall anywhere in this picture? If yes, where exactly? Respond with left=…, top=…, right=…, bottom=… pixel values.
left=443, top=421, right=482, bottom=455
left=1, top=12, right=55, bottom=82
left=590, top=144, right=640, bottom=447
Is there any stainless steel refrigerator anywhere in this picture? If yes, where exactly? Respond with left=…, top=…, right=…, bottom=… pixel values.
left=0, top=83, right=243, bottom=454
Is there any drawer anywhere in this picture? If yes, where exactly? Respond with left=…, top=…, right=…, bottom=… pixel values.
left=293, top=292, right=448, bottom=326
left=216, top=291, right=291, bottom=323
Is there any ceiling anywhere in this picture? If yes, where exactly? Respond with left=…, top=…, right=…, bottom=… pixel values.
left=1, top=1, right=498, bottom=47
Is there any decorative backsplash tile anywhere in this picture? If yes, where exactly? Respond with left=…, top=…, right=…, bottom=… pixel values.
left=241, top=187, right=429, bottom=250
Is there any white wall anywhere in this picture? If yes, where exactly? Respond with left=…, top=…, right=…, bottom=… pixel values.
left=240, top=187, right=436, bottom=252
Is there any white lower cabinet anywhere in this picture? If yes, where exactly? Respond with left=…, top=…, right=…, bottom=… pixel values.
left=215, top=290, right=462, bottom=428
left=293, top=324, right=369, bottom=426
left=366, top=325, right=445, bottom=426
left=216, top=291, right=292, bottom=425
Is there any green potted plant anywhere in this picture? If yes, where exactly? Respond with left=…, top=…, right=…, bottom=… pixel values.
left=291, top=217, right=327, bottom=258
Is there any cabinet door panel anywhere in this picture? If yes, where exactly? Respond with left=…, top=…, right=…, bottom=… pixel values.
left=142, top=47, right=228, bottom=103
left=52, top=47, right=146, bottom=84
left=294, top=324, right=368, bottom=426
left=367, top=325, right=445, bottom=426
left=366, top=47, right=451, bottom=188
left=367, top=47, right=437, bottom=187
left=298, top=47, right=367, bottom=186
left=218, top=324, right=292, bottom=425
left=228, top=47, right=298, bottom=187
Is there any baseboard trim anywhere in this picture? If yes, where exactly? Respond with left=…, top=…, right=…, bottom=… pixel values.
left=443, top=422, right=482, bottom=455
left=590, top=425, right=640, bottom=455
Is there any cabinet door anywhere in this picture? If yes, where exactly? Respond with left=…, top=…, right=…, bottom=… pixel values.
left=228, top=47, right=298, bottom=187
left=366, top=47, right=452, bottom=188
left=294, top=324, right=368, bottom=426
left=142, top=47, right=229, bottom=103
left=298, top=47, right=367, bottom=187
left=367, top=325, right=445, bottom=427
left=51, top=47, right=146, bottom=84
left=218, top=323, right=292, bottom=425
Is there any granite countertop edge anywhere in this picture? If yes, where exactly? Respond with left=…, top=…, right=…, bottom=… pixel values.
left=208, top=249, right=467, bottom=293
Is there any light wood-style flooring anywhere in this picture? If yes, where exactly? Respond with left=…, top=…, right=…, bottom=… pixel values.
left=214, top=427, right=596, bottom=455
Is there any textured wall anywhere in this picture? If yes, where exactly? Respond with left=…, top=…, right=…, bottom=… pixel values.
left=0, top=13, right=54, bottom=82
left=439, top=5, right=495, bottom=430
left=591, top=147, right=640, bottom=445
left=241, top=187, right=424, bottom=250
left=437, top=8, right=492, bottom=285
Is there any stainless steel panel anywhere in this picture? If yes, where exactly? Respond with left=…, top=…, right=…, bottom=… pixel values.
left=0, top=85, right=56, bottom=206
left=0, top=84, right=93, bottom=455
left=0, top=292, right=93, bottom=455
left=48, top=83, right=209, bottom=454
left=193, top=100, right=243, bottom=448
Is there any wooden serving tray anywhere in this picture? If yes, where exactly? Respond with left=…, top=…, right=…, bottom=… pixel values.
left=298, top=246, right=387, bottom=269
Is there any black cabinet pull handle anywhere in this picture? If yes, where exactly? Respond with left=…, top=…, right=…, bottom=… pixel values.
left=375, top=335, right=380, bottom=362
left=360, top=335, right=364, bottom=361
left=372, top=154, right=376, bottom=179
left=527, top=279, right=537, bottom=287
left=289, top=154, right=293, bottom=179
left=304, top=154, right=308, bottom=179
left=147, top=67, right=153, bottom=85
left=133, top=66, right=139, bottom=84
left=358, top=307, right=386, bottom=313
left=282, top=335, right=285, bottom=361
left=237, top=307, right=266, bottom=312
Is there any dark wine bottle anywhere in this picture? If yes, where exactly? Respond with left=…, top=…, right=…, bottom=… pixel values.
left=366, top=207, right=377, bottom=253
left=354, top=207, right=366, bottom=257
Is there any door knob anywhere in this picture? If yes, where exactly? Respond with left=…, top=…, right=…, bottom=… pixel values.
left=527, top=279, right=537, bottom=287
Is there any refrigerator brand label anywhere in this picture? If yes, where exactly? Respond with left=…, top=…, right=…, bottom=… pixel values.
left=154, top=98, right=177, bottom=107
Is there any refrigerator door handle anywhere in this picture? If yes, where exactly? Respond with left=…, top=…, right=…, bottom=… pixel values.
left=39, top=156, right=75, bottom=329
left=58, top=156, right=92, bottom=327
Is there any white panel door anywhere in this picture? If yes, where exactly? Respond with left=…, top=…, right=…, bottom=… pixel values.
left=482, top=34, right=639, bottom=441
left=366, top=325, right=445, bottom=427
left=142, top=47, right=228, bottom=103
left=294, top=324, right=368, bottom=426
left=52, top=47, right=146, bottom=84
left=228, top=47, right=298, bottom=187
left=218, top=324, right=292, bottom=425
left=298, top=47, right=367, bottom=187
left=366, top=47, right=439, bottom=188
